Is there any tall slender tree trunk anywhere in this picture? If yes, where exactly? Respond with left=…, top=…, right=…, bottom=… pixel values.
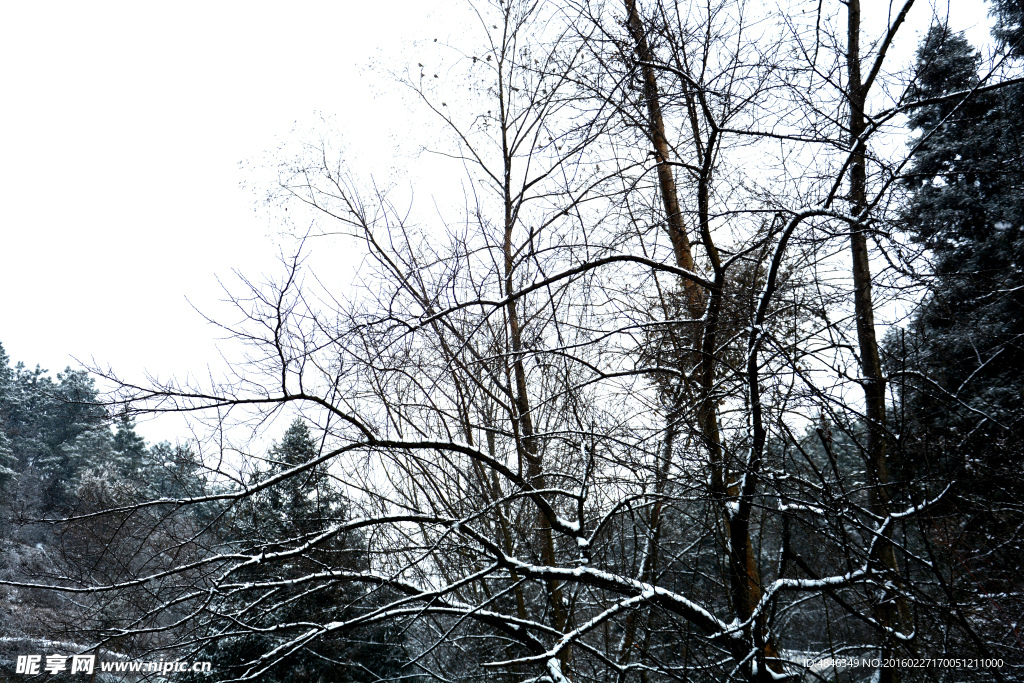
left=497, top=61, right=570, bottom=670
left=846, top=2, right=913, bottom=679
left=623, top=2, right=780, bottom=678
left=624, top=0, right=703, bottom=316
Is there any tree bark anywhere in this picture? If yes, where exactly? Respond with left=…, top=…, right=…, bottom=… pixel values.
left=846, top=2, right=913, bottom=679
left=623, top=2, right=780, bottom=677
left=499, top=63, right=571, bottom=669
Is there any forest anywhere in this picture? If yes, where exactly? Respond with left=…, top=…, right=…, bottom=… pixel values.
left=1, top=0, right=1022, bottom=681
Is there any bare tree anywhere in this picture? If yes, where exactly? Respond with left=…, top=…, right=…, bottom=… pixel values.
left=5, top=1, right=1023, bottom=682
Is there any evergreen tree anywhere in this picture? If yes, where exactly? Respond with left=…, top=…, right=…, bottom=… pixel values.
left=260, top=418, right=343, bottom=538
left=204, top=419, right=409, bottom=682
left=0, top=342, right=13, bottom=418
left=887, top=22, right=1024, bottom=662
left=145, top=440, right=207, bottom=499
left=0, top=347, right=110, bottom=514
left=111, top=416, right=147, bottom=476
left=893, top=24, right=1024, bottom=499
left=993, top=0, right=1024, bottom=56
left=0, top=430, right=15, bottom=494
left=34, top=369, right=111, bottom=511
left=0, top=345, right=16, bottom=495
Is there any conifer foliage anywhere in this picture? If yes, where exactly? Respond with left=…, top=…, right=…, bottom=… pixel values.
left=894, top=23, right=1024, bottom=518
left=888, top=19, right=1024, bottom=665
left=202, top=418, right=409, bottom=683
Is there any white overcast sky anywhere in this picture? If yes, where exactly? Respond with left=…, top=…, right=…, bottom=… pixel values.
left=0, top=0, right=995, bottom=442
left=0, top=1, right=448, bottom=439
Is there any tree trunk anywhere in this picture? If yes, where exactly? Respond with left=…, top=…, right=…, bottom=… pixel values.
left=846, top=2, right=913, bottom=678
left=623, top=2, right=780, bottom=677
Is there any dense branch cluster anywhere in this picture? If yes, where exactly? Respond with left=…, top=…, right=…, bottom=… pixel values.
left=1, top=1, right=1022, bottom=682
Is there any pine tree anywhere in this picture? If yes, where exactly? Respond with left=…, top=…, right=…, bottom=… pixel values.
left=261, top=418, right=343, bottom=538
left=0, top=351, right=110, bottom=513
left=145, top=441, right=207, bottom=499
left=894, top=24, right=1024, bottom=499
left=887, top=22, right=1024, bottom=662
left=993, top=0, right=1024, bottom=57
left=0, top=430, right=15, bottom=494
left=0, top=345, right=16, bottom=492
left=204, top=419, right=408, bottom=683
left=111, top=416, right=147, bottom=476
left=35, top=369, right=111, bottom=511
